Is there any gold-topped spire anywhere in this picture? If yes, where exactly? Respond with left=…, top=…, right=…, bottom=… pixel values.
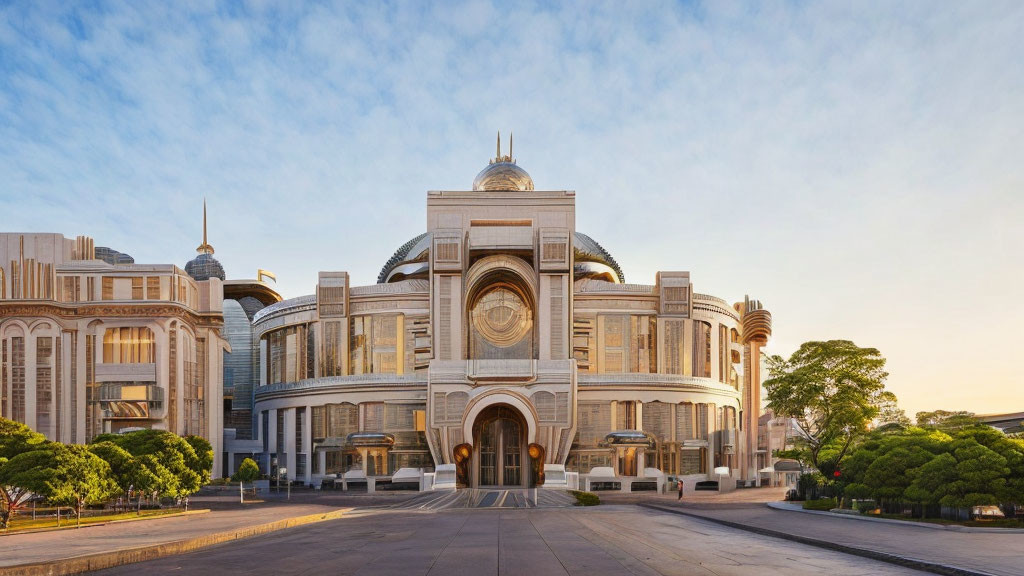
left=196, top=198, right=215, bottom=255
left=489, top=131, right=515, bottom=164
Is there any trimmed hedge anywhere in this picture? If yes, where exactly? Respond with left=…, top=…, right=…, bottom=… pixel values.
left=803, top=498, right=838, bottom=511
left=570, top=490, right=600, bottom=506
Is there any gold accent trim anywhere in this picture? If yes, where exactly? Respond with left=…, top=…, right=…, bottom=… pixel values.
left=470, top=219, right=532, bottom=227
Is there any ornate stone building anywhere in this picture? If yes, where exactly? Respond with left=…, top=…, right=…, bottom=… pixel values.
left=0, top=232, right=227, bottom=474
left=230, top=140, right=773, bottom=489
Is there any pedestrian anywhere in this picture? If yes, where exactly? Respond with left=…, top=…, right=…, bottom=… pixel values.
left=677, top=479, right=684, bottom=501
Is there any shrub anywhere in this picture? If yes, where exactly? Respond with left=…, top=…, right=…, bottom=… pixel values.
left=797, top=472, right=825, bottom=500
left=854, top=499, right=879, bottom=514
left=569, top=490, right=600, bottom=506
left=803, top=498, right=837, bottom=511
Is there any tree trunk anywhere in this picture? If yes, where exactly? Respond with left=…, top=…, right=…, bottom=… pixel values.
left=76, top=501, right=82, bottom=527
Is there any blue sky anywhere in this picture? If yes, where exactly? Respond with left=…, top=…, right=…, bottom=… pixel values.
left=2, top=1, right=1022, bottom=417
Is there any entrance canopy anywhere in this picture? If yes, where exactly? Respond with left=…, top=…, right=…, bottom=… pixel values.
left=601, top=430, right=656, bottom=448
left=346, top=432, right=396, bottom=448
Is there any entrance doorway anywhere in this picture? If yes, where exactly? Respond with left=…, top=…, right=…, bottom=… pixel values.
left=473, top=405, right=526, bottom=487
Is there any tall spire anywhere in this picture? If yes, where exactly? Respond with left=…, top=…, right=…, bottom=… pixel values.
left=509, top=132, right=513, bottom=162
left=196, top=198, right=215, bottom=255
left=496, top=130, right=501, bottom=161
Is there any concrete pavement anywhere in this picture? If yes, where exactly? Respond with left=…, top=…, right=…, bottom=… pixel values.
left=0, top=492, right=419, bottom=574
left=89, top=505, right=927, bottom=576
left=645, top=501, right=1022, bottom=576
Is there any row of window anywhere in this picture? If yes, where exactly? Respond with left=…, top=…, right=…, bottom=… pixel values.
left=574, top=401, right=737, bottom=448
left=265, top=315, right=428, bottom=384
left=1, top=327, right=205, bottom=441
left=260, top=313, right=743, bottom=383
left=55, top=274, right=197, bottom=308
left=261, top=403, right=430, bottom=477
left=574, top=315, right=741, bottom=384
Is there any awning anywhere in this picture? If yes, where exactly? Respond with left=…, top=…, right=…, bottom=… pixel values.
left=601, top=430, right=656, bottom=448
left=346, top=432, right=395, bottom=448
left=773, top=459, right=802, bottom=472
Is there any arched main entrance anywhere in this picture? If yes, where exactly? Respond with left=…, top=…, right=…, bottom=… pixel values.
left=472, top=405, right=527, bottom=488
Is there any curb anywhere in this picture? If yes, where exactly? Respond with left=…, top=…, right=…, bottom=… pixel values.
left=765, top=502, right=1024, bottom=534
left=0, top=508, right=348, bottom=576
left=638, top=503, right=998, bottom=576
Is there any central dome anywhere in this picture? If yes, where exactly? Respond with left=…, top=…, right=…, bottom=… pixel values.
left=472, top=161, right=534, bottom=191
left=472, top=131, right=534, bottom=191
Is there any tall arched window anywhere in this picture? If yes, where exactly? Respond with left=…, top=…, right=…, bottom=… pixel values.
left=102, top=327, right=155, bottom=363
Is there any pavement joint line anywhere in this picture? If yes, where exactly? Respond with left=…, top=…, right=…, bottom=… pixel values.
left=638, top=503, right=999, bottom=576
left=0, top=507, right=350, bottom=576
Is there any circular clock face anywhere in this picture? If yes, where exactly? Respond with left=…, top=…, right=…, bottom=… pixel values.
left=471, top=286, right=532, bottom=347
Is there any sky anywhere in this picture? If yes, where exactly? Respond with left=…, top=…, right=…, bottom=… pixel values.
left=1, top=1, right=1022, bottom=419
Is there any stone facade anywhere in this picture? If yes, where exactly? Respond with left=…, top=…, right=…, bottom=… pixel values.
left=231, top=145, right=773, bottom=489
left=0, top=232, right=226, bottom=475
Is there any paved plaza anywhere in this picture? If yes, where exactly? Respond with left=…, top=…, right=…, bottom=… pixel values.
left=3, top=490, right=1019, bottom=576
left=88, top=505, right=927, bottom=576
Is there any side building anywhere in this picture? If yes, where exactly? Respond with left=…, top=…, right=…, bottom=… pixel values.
left=0, top=232, right=227, bottom=475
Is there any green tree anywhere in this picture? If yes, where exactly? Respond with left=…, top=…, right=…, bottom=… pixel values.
left=232, top=458, right=260, bottom=503
left=91, top=429, right=203, bottom=500
left=940, top=440, right=1009, bottom=507
left=904, top=452, right=957, bottom=513
left=184, top=435, right=214, bottom=486
left=876, top=392, right=911, bottom=427
left=915, top=410, right=979, bottom=432
left=0, top=418, right=48, bottom=459
left=232, top=458, right=260, bottom=484
left=862, top=446, right=935, bottom=504
left=1, top=445, right=118, bottom=527
left=89, top=442, right=157, bottom=514
left=0, top=418, right=48, bottom=528
left=44, top=444, right=119, bottom=526
left=763, top=340, right=890, bottom=476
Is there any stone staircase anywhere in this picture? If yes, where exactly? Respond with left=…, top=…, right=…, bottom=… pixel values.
left=390, top=488, right=576, bottom=511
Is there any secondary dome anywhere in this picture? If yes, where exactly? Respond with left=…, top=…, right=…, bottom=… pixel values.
left=185, top=200, right=226, bottom=281
left=377, top=231, right=624, bottom=284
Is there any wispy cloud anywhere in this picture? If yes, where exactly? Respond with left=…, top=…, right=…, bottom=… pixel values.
left=1, top=1, right=1022, bottom=416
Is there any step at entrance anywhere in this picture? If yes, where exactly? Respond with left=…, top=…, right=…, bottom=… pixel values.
left=389, top=488, right=576, bottom=511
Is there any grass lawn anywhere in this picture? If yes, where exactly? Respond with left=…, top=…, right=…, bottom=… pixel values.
left=2, top=508, right=188, bottom=534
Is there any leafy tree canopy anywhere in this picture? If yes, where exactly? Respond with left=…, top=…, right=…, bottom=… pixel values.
left=915, top=410, right=979, bottom=431
left=0, top=417, right=47, bottom=460
left=764, top=340, right=890, bottom=472
left=89, top=442, right=158, bottom=496
left=91, top=429, right=204, bottom=498
left=44, top=444, right=119, bottom=518
left=232, top=458, right=260, bottom=483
